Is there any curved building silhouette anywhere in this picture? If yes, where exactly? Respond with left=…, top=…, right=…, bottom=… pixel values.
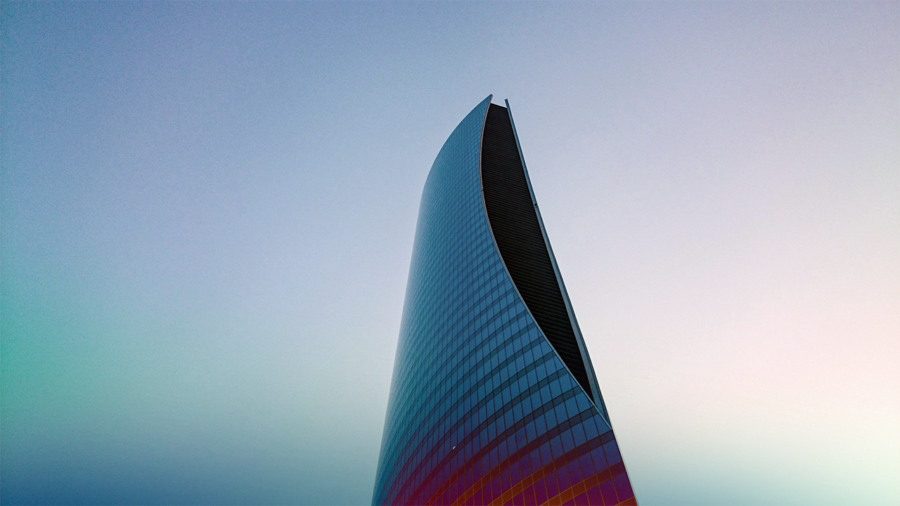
left=373, top=97, right=636, bottom=506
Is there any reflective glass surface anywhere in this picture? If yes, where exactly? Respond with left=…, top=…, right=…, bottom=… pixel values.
left=373, top=97, right=636, bottom=506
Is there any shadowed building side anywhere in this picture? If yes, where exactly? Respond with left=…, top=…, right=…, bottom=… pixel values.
left=481, top=103, right=602, bottom=413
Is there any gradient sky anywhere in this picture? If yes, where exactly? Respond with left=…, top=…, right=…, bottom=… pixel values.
left=2, top=2, right=898, bottom=505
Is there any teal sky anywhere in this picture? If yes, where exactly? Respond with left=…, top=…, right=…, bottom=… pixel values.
left=2, top=2, right=898, bottom=505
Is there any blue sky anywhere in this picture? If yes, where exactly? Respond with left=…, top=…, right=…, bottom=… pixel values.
left=2, top=2, right=898, bottom=504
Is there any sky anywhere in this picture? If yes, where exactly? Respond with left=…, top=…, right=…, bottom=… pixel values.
left=2, top=2, right=898, bottom=505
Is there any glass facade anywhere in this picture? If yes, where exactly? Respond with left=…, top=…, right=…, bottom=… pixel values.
left=373, top=97, right=636, bottom=506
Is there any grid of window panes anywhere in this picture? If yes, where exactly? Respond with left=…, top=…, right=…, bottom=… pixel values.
left=373, top=97, right=636, bottom=506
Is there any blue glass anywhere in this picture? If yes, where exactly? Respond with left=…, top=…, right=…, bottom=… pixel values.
left=373, top=97, right=635, bottom=506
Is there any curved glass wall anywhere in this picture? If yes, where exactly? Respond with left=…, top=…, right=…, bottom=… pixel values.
left=373, top=96, right=636, bottom=506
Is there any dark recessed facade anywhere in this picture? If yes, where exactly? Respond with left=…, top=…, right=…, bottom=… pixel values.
left=373, top=97, right=636, bottom=506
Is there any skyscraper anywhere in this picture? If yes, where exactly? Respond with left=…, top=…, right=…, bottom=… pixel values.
left=373, top=97, right=636, bottom=506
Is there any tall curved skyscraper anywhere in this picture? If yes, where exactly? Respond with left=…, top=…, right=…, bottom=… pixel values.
left=373, top=97, right=636, bottom=506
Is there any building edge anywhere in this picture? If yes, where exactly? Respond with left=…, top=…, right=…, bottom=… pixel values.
left=477, top=99, right=611, bottom=428
left=502, top=99, right=611, bottom=425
